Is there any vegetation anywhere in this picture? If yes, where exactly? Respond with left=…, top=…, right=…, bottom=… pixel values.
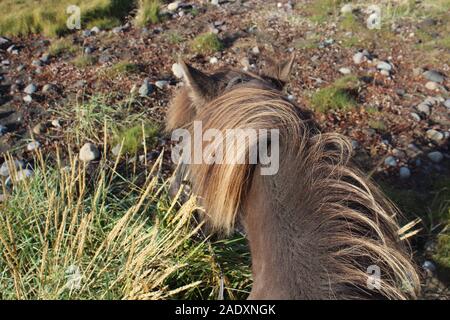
left=0, top=0, right=133, bottom=37
left=113, top=123, right=160, bottom=155
left=0, top=151, right=252, bottom=299
left=135, top=0, right=161, bottom=27
left=72, top=54, right=96, bottom=68
left=190, top=33, right=223, bottom=55
left=48, top=38, right=79, bottom=56
left=103, top=60, right=140, bottom=78
left=310, top=76, right=359, bottom=112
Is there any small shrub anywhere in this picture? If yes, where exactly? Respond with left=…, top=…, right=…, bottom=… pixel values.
left=190, top=33, right=223, bottom=55
left=49, top=38, right=79, bottom=56
left=104, top=60, right=140, bottom=78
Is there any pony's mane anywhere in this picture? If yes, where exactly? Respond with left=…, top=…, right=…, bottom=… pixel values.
left=180, top=86, right=420, bottom=299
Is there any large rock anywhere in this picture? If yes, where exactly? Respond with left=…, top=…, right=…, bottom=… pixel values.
left=423, top=70, right=444, bottom=83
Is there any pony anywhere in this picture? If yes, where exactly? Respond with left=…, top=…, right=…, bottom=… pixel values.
left=165, top=55, right=421, bottom=299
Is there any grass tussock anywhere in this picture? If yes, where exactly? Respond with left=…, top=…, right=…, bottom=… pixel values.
left=113, top=123, right=160, bottom=155
left=72, top=54, right=96, bottom=68
left=49, top=38, right=79, bottom=56
left=0, top=149, right=252, bottom=299
left=135, top=0, right=161, bottom=27
left=310, top=75, right=359, bottom=113
left=190, top=33, right=223, bottom=55
left=0, top=0, right=133, bottom=37
left=103, top=60, right=140, bottom=79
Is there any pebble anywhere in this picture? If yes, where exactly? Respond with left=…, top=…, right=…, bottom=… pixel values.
left=399, top=167, right=411, bottom=179
left=27, top=141, right=41, bottom=151
left=172, top=63, right=184, bottom=78
left=425, top=81, right=439, bottom=90
left=209, top=57, right=219, bottom=64
left=211, top=0, right=220, bottom=5
left=32, top=59, right=43, bottom=67
left=444, top=99, right=450, bottom=109
left=84, top=46, right=93, bottom=54
left=51, top=119, right=62, bottom=128
left=23, top=95, right=33, bottom=103
left=426, top=129, right=444, bottom=143
left=0, top=160, right=24, bottom=176
left=32, top=123, right=45, bottom=135
left=339, top=67, right=351, bottom=75
left=111, top=144, right=121, bottom=156
left=384, top=156, right=397, bottom=167
left=167, top=1, right=180, bottom=11
left=15, top=169, right=33, bottom=182
left=427, top=151, right=443, bottom=163
left=82, top=30, right=91, bottom=37
left=155, top=80, right=169, bottom=90
left=0, top=124, right=7, bottom=136
left=417, top=103, right=431, bottom=116
left=341, top=3, right=353, bottom=14
left=139, top=79, right=153, bottom=97
left=40, top=53, right=50, bottom=63
left=377, top=61, right=392, bottom=71
left=90, top=26, right=100, bottom=34
left=24, top=83, right=37, bottom=95
left=380, top=70, right=390, bottom=76
left=410, top=112, right=421, bottom=121
left=423, top=70, right=444, bottom=83
left=422, top=260, right=436, bottom=274
left=252, top=46, right=260, bottom=55
left=353, top=52, right=366, bottom=64
left=79, top=143, right=100, bottom=162
left=42, top=83, right=55, bottom=93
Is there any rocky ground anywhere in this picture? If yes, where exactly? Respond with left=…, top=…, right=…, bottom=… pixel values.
left=0, top=0, right=449, bottom=298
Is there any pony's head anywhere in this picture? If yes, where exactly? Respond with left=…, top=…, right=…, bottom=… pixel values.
left=166, top=54, right=296, bottom=131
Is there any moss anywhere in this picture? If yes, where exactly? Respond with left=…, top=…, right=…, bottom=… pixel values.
left=190, top=32, right=223, bottom=55
left=310, top=76, right=359, bottom=112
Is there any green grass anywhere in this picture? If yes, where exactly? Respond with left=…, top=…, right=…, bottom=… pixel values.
left=0, top=151, right=252, bottom=299
left=48, top=38, right=79, bottom=56
left=135, top=0, right=161, bottom=27
left=368, top=119, right=388, bottom=133
left=301, top=0, right=350, bottom=24
left=166, top=31, right=185, bottom=45
left=103, top=60, right=140, bottom=78
left=72, top=54, right=96, bottom=68
left=113, top=123, right=160, bottom=155
left=190, top=33, right=224, bottom=55
left=310, top=76, right=359, bottom=113
left=0, top=0, right=134, bottom=37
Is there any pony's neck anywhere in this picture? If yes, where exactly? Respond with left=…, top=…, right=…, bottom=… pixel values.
left=243, top=167, right=324, bottom=300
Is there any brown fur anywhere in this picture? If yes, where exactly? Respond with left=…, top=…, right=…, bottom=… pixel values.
left=166, top=58, right=421, bottom=299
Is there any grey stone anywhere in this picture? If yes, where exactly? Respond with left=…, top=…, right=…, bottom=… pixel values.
left=377, top=61, right=392, bottom=71
left=339, top=67, right=351, bottom=75
left=426, top=129, right=444, bottom=142
left=425, top=81, right=439, bottom=90
left=27, top=141, right=41, bottom=151
left=444, top=99, right=450, bottom=109
left=155, top=80, right=169, bottom=90
left=90, top=26, right=100, bottom=34
left=0, top=160, right=24, bottom=176
left=384, top=156, right=397, bottom=167
left=23, top=95, right=33, bottom=103
left=0, top=124, right=7, bottom=136
left=423, top=70, right=444, bottom=83
left=399, top=167, right=411, bottom=179
left=417, top=103, right=431, bottom=116
left=24, top=83, right=37, bottom=94
left=410, top=112, right=421, bottom=121
left=139, top=79, right=153, bottom=97
left=427, top=151, right=443, bottom=163
left=42, top=83, right=56, bottom=93
left=32, top=59, right=43, bottom=67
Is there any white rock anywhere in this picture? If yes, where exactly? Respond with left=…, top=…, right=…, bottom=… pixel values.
left=426, top=129, right=444, bottom=143
left=155, top=80, right=169, bottom=89
left=384, top=156, right=397, bottom=167
left=167, top=1, right=180, bottom=11
left=209, top=57, right=219, bottom=64
left=377, top=61, right=392, bottom=71
left=90, top=26, right=100, bottom=34
left=16, top=169, right=33, bottom=181
left=51, top=119, right=62, bottom=128
left=353, top=52, right=366, bottom=64
left=24, top=83, right=37, bottom=94
left=425, top=81, right=439, bottom=91
left=0, top=160, right=24, bottom=176
left=27, top=141, right=41, bottom=151
left=23, top=95, right=33, bottom=103
left=252, top=46, right=260, bottom=55
left=339, top=67, right=351, bottom=75
left=341, top=4, right=353, bottom=14
left=172, top=63, right=184, bottom=78
left=79, top=143, right=100, bottom=162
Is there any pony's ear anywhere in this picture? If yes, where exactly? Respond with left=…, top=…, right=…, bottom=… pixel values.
left=178, top=60, right=218, bottom=107
left=262, top=53, right=296, bottom=84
